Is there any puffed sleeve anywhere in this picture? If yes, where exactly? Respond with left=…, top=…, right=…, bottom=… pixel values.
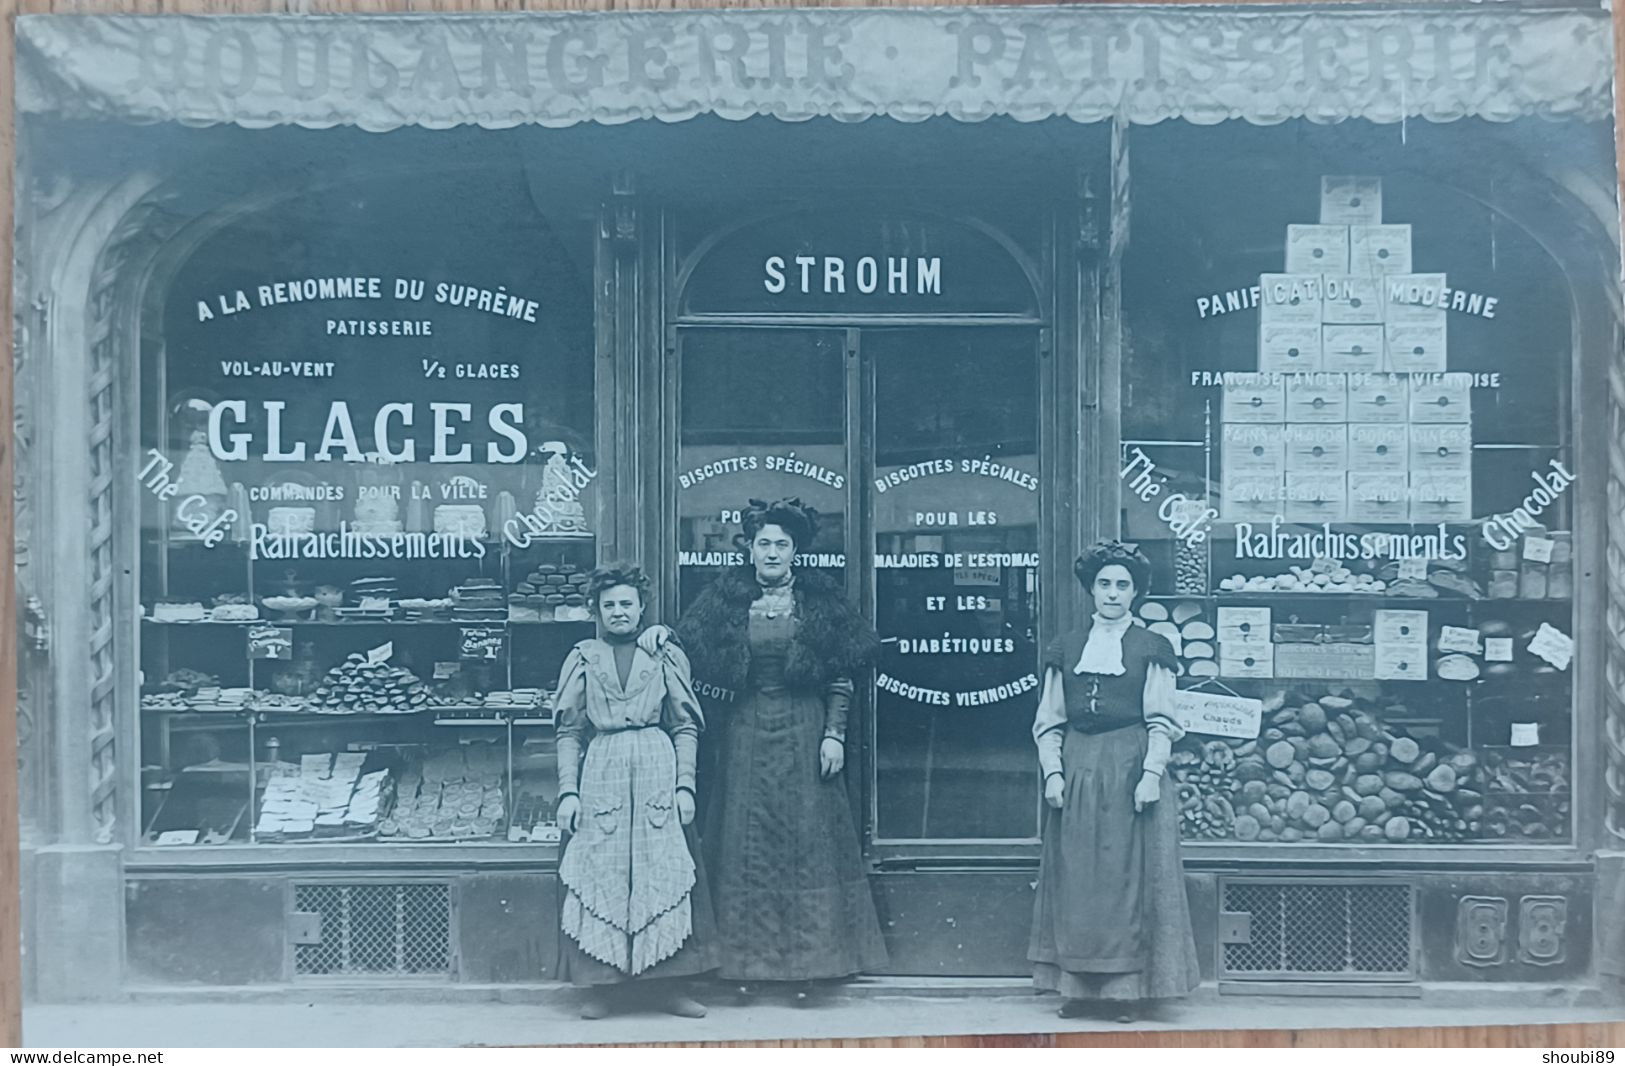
left=658, top=644, right=704, bottom=795
left=553, top=648, right=590, bottom=799
left=1142, top=661, right=1184, bottom=778
left=1032, top=666, right=1067, bottom=781
left=1041, top=635, right=1068, bottom=675
left=823, top=677, right=854, bottom=743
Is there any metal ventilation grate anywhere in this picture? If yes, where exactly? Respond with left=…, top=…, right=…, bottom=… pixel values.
left=1221, top=879, right=1414, bottom=981
left=293, top=883, right=452, bottom=977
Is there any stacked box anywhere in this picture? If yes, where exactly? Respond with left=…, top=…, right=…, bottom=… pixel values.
left=1259, top=275, right=1323, bottom=325
left=1217, top=607, right=1274, bottom=679
left=1374, top=609, right=1430, bottom=681
left=1259, top=323, right=1322, bottom=374
left=1226, top=178, right=1475, bottom=530
left=1285, top=472, right=1346, bottom=523
left=1322, top=324, right=1385, bottom=374
left=1410, top=372, right=1472, bottom=422
left=1284, top=424, right=1348, bottom=473
left=1348, top=424, right=1409, bottom=471
left=1221, top=472, right=1286, bottom=523
left=1285, top=225, right=1349, bottom=274
left=1408, top=424, right=1472, bottom=475
left=1286, top=374, right=1348, bottom=422
left=1222, top=374, right=1288, bottom=423
left=1348, top=471, right=1411, bottom=523
left=1321, top=275, right=1384, bottom=324
left=1349, top=224, right=1412, bottom=275
left=1383, top=273, right=1449, bottom=326
left=1384, top=322, right=1447, bottom=373
left=1321, top=177, right=1383, bottom=224
left=1223, top=424, right=1286, bottom=474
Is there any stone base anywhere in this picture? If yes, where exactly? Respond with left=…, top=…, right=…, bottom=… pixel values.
left=24, top=845, right=125, bottom=1002
left=1599, top=852, right=1625, bottom=982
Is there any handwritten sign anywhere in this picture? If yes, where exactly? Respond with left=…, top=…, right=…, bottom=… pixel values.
left=247, top=626, right=293, bottom=660
left=459, top=627, right=507, bottom=662
left=366, top=641, right=394, bottom=666
left=1171, top=689, right=1263, bottom=740
left=1397, top=558, right=1429, bottom=582
left=1438, top=626, right=1483, bottom=656
left=1523, top=536, right=1555, bottom=563
left=1485, top=637, right=1515, bottom=663
left=1528, top=623, right=1573, bottom=671
left=433, top=661, right=461, bottom=680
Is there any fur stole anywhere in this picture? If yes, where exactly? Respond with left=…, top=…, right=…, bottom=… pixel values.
left=675, top=567, right=880, bottom=692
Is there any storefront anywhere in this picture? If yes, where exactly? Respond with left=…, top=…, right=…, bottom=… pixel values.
left=13, top=4, right=1625, bottom=1001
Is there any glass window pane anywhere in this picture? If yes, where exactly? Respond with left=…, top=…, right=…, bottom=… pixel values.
left=676, top=329, right=849, bottom=618
left=139, top=164, right=593, bottom=846
left=870, top=328, right=1041, bottom=841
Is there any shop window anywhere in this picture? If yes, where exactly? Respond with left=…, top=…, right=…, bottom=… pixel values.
left=1122, top=142, right=1575, bottom=847
left=137, top=164, right=595, bottom=849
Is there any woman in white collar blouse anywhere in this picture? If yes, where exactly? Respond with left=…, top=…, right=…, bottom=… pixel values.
left=1028, top=541, right=1201, bottom=1021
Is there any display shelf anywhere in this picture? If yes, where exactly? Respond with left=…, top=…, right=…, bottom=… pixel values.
left=1155, top=593, right=1569, bottom=606
left=143, top=704, right=553, bottom=722
left=142, top=617, right=596, bottom=627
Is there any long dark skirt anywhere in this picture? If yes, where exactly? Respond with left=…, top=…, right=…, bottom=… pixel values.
left=1028, top=726, right=1201, bottom=1001
left=704, top=684, right=888, bottom=982
left=559, top=823, right=719, bottom=987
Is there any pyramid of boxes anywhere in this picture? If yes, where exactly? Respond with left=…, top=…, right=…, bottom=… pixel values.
left=1221, top=176, right=1472, bottom=526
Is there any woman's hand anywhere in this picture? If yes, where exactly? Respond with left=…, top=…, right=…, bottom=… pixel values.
left=1044, top=774, right=1066, bottom=809
left=637, top=624, right=673, bottom=656
left=819, top=738, right=845, bottom=779
left=1133, top=772, right=1161, bottom=813
left=556, top=794, right=581, bottom=834
left=676, top=788, right=695, bottom=826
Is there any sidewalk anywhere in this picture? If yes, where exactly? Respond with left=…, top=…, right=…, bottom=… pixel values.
left=23, top=983, right=1625, bottom=1047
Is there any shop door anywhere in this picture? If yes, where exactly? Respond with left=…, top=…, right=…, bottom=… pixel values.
left=671, top=324, right=1047, bottom=857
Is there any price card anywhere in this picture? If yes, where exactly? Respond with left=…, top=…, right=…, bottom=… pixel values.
left=1171, top=689, right=1264, bottom=740
left=366, top=641, right=393, bottom=665
left=460, top=626, right=508, bottom=662
left=1437, top=625, right=1483, bottom=655
left=1397, top=558, right=1429, bottom=582
left=1528, top=622, right=1574, bottom=671
left=247, top=625, right=293, bottom=661
left=1485, top=637, right=1515, bottom=663
left=433, top=661, right=462, bottom=680
left=1523, top=536, right=1555, bottom=563
left=155, top=830, right=200, bottom=846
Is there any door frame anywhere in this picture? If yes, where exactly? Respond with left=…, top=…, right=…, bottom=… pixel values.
left=646, top=197, right=1103, bottom=869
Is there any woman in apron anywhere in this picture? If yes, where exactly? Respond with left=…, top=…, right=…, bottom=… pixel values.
left=553, top=564, right=717, bottom=1019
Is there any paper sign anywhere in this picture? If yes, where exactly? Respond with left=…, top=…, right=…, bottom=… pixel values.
left=1171, top=689, right=1263, bottom=740
left=155, top=830, right=200, bottom=846
left=1485, top=637, right=1515, bottom=663
left=1397, top=558, right=1429, bottom=582
left=1528, top=623, right=1573, bottom=671
left=1438, top=626, right=1483, bottom=656
left=1523, top=536, right=1555, bottom=564
left=366, top=642, right=393, bottom=665
left=433, top=661, right=462, bottom=680
left=459, top=627, right=507, bottom=662
left=247, top=625, right=293, bottom=661
left=954, top=566, right=1001, bottom=587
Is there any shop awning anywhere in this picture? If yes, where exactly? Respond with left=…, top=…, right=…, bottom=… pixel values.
left=15, top=6, right=1615, bottom=132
